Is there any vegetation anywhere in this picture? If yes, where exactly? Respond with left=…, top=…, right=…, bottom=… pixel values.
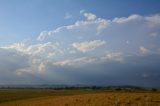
left=0, top=86, right=159, bottom=106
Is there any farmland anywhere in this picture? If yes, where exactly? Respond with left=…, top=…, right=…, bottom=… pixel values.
left=0, top=89, right=160, bottom=106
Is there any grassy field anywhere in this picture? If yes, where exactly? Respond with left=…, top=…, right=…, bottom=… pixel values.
left=0, top=89, right=160, bottom=106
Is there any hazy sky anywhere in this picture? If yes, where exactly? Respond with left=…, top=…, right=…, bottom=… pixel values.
left=0, top=0, right=160, bottom=87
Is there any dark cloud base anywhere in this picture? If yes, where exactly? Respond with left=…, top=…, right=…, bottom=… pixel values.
left=1, top=48, right=159, bottom=87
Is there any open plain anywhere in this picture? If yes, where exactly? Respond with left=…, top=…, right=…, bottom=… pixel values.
left=0, top=89, right=159, bottom=106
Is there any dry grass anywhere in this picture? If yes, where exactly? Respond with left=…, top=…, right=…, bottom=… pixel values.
left=0, top=91, right=160, bottom=106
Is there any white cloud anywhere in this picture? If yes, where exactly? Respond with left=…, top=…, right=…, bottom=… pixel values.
left=1, top=12, right=160, bottom=70
left=64, top=12, right=72, bottom=19
left=96, top=18, right=108, bottom=34
left=139, top=46, right=150, bottom=55
left=72, top=40, right=106, bottom=53
left=37, top=31, right=49, bottom=41
left=112, top=14, right=142, bottom=24
left=37, top=12, right=109, bottom=41
left=83, top=12, right=97, bottom=21
left=1, top=42, right=61, bottom=57
left=37, top=12, right=160, bottom=41
left=101, top=52, right=124, bottom=62
left=0, top=42, right=63, bottom=74
left=38, top=62, right=46, bottom=72
left=145, top=14, right=160, bottom=27
left=1, top=12, right=160, bottom=76
left=47, top=52, right=56, bottom=58
left=1, top=11, right=160, bottom=85
left=54, top=57, right=97, bottom=66
left=54, top=52, right=123, bottom=66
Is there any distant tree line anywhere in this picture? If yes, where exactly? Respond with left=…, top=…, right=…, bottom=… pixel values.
left=0, top=85, right=159, bottom=92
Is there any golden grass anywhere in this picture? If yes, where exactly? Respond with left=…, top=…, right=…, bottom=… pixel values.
left=0, top=91, right=160, bottom=106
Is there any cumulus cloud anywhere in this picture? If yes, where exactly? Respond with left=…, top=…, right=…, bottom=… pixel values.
left=1, top=11, right=160, bottom=86
left=54, top=52, right=123, bottom=66
left=37, top=12, right=160, bottom=42
left=83, top=12, right=97, bottom=21
left=112, top=14, right=142, bottom=24
left=72, top=40, right=106, bottom=52
left=145, top=14, right=160, bottom=27
left=139, top=46, right=150, bottom=55
left=1, top=42, right=61, bottom=58
left=36, top=12, right=109, bottom=41
left=0, top=41, right=63, bottom=75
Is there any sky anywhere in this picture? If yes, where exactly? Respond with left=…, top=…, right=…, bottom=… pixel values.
left=0, top=0, right=160, bottom=87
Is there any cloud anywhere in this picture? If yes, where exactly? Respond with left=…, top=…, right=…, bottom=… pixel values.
left=112, top=14, right=142, bottom=24
left=1, top=11, right=160, bottom=86
left=101, top=52, right=124, bottom=62
left=112, top=14, right=160, bottom=26
left=0, top=42, right=63, bottom=75
left=36, top=12, right=109, bottom=41
left=54, top=57, right=97, bottom=66
left=38, top=62, right=46, bottom=73
left=37, top=31, right=49, bottom=41
left=37, top=12, right=160, bottom=42
left=139, top=46, right=150, bottom=55
left=54, top=52, right=123, bottom=66
left=64, top=12, right=72, bottom=19
left=72, top=40, right=106, bottom=53
left=0, top=48, right=31, bottom=83
left=83, top=12, right=97, bottom=21
left=145, top=14, right=160, bottom=27
left=1, top=42, right=61, bottom=58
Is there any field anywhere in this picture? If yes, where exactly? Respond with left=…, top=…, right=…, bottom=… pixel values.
left=0, top=89, right=160, bottom=106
